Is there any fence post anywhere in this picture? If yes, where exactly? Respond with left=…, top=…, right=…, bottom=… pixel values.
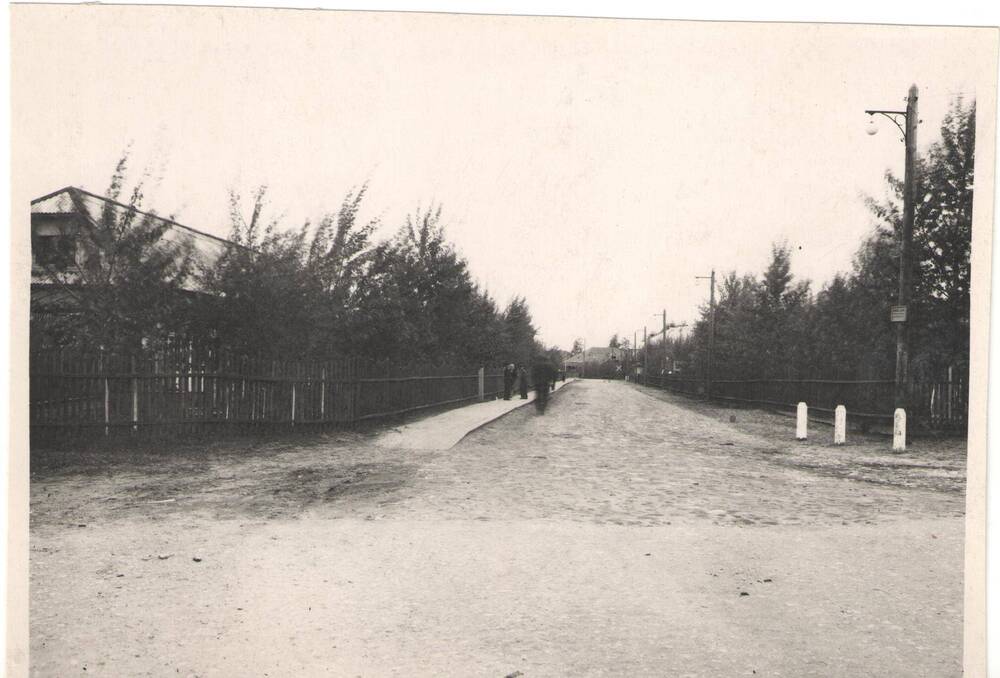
left=131, top=355, right=139, bottom=433
left=351, top=359, right=361, bottom=423
left=834, top=405, right=846, bottom=445
left=291, top=381, right=296, bottom=426
left=320, top=366, right=326, bottom=421
left=478, top=367, right=485, bottom=401
left=99, top=348, right=109, bottom=437
left=947, top=366, right=953, bottom=422
left=103, top=375, right=110, bottom=436
left=796, top=402, right=808, bottom=440
left=893, top=408, right=906, bottom=451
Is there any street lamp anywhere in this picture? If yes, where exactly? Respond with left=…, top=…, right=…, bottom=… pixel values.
left=865, top=84, right=919, bottom=410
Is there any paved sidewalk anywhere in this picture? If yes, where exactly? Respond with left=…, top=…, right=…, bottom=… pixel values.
left=374, top=379, right=575, bottom=450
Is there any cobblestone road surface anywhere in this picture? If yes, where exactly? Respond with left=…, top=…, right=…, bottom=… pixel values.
left=29, top=379, right=966, bottom=677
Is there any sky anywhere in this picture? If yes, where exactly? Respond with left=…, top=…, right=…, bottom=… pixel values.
left=11, top=7, right=998, bottom=350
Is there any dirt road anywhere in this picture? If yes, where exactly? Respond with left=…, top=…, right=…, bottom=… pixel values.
left=29, top=379, right=966, bottom=676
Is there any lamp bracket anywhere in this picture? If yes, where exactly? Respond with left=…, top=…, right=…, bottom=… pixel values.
left=865, top=109, right=907, bottom=141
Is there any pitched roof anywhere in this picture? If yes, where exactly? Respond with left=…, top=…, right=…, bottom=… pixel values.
left=31, top=186, right=237, bottom=272
left=564, top=346, right=624, bottom=364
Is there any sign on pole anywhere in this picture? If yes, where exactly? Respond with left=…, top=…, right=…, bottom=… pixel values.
left=890, top=305, right=907, bottom=323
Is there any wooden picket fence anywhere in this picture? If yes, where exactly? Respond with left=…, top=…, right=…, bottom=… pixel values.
left=30, top=346, right=505, bottom=440
left=640, top=373, right=967, bottom=432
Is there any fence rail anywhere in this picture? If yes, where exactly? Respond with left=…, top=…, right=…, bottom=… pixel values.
left=30, top=347, right=505, bottom=439
left=640, top=374, right=967, bottom=431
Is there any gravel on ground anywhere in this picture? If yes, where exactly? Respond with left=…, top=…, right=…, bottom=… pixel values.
left=29, top=379, right=966, bottom=677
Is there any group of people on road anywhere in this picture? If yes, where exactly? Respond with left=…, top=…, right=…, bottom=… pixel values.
left=502, top=359, right=564, bottom=413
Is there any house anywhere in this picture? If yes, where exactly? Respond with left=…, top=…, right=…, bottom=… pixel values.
left=31, top=186, right=237, bottom=313
left=31, top=186, right=233, bottom=282
left=563, top=346, right=625, bottom=374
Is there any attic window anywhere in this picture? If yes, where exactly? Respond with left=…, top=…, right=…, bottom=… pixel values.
left=33, top=233, right=75, bottom=269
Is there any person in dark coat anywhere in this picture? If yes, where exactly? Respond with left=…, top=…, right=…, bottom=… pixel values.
left=532, top=358, right=558, bottom=413
left=518, top=365, right=529, bottom=399
left=503, top=363, right=515, bottom=400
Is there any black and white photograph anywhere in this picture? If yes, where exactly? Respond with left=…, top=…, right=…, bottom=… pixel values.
left=5, top=4, right=1000, bottom=676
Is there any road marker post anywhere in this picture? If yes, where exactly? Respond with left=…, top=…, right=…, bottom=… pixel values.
left=796, top=402, right=808, bottom=440
left=893, top=408, right=906, bottom=451
left=834, top=405, right=846, bottom=445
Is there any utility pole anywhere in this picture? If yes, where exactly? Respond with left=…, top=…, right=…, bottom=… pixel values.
left=643, top=326, right=648, bottom=385
left=696, top=270, right=716, bottom=398
left=709, top=270, right=716, bottom=398
left=866, top=84, right=918, bottom=410
left=659, top=320, right=688, bottom=373
left=661, top=309, right=667, bottom=373
left=897, top=85, right=918, bottom=410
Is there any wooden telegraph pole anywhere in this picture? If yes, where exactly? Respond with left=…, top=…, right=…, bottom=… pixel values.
left=896, top=85, right=919, bottom=409
left=709, top=270, right=716, bottom=398
left=866, top=84, right=918, bottom=410
left=643, top=326, right=648, bottom=385
left=661, top=309, right=667, bottom=374
left=696, top=270, right=716, bottom=398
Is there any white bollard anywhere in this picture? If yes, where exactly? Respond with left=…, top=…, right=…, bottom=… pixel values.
left=834, top=405, right=846, bottom=445
left=796, top=402, right=808, bottom=440
left=893, top=408, right=906, bottom=451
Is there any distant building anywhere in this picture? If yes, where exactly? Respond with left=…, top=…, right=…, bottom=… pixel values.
left=563, top=346, right=624, bottom=374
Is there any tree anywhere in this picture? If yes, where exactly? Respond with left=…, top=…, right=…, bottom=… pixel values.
left=656, top=97, right=974, bottom=390
left=684, top=245, right=812, bottom=381
left=502, top=296, right=537, bottom=367
left=706, top=271, right=760, bottom=379
left=31, top=154, right=195, bottom=351
left=196, top=184, right=379, bottom=361
left=864, top=96, right=975, bottom=379
left=350, top=204, right=527, bottom=366
left=751, top=243, right=812, bottom=378
left=761, top=243, right=792, bottom=302
left=608, top=334, right=620, bottom=348
left=805, top=233, right=898, bottom=380
left=304, top=184, right=380, bottom=357
left=195, top=186, right=314, bottom=358
left=32, top=156, right=543, bottom=371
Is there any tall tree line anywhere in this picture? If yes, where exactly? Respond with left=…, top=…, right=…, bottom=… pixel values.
left=659, top=96, right=975, bottom=384
left=32, top=164, right=541, bottom=368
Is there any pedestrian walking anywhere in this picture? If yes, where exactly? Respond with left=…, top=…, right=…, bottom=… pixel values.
left=532, top=358, right=558, bottom=413
left=518, top=365, right=529, bottom=399
left=503, top=363, right=515, bottom=400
